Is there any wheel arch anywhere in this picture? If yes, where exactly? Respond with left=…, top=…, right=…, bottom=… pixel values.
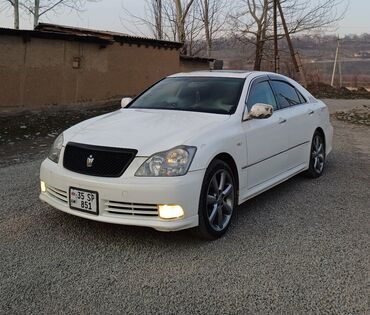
left=315, top=127, right=326, bottom=148
left=210, top=152, right=240, bottom=195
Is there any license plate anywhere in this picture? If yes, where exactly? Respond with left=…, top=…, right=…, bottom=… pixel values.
left=69, top=187, right=98, bottom=215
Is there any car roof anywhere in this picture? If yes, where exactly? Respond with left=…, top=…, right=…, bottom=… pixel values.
left=167, top=71, right=311, bottom=99
left=169, top=70, right=278, bottom=79
left=170, top=70, right=252, bottom=79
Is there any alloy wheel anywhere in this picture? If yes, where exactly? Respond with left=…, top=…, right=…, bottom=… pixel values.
left=206, top=169, right=235, bottom=232
left=312, top=134, right=325, bottom=174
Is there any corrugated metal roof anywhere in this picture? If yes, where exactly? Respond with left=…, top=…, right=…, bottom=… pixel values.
left=36, top=23, right=132, bottom=38
left=0, top=27, right=113, bottom=46
left=36, top=23, right=183, bottom=49
left=0, top=23, right=183, bottom=49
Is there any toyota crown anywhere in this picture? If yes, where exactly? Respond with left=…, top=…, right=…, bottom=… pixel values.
left=39, top=71, right=333, bottom=239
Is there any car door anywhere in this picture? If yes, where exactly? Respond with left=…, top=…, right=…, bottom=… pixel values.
left=269, top=79, right=316, bottom=167
left=242, top=77, right=291, bottom=191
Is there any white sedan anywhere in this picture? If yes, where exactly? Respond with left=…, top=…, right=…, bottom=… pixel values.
left=40, top=71, right=333, bottom=239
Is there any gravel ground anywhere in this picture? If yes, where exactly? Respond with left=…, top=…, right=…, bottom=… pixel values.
left=0, top=102, right=369, bottom=314
left=0, top=104, right=118, bottom=168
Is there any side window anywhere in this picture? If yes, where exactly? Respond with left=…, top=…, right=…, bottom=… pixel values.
left=246, top=81, right=277, bottom=111
left=270, top=81, right=303, bottom=108
left=296, top=90, right=307, bottom=103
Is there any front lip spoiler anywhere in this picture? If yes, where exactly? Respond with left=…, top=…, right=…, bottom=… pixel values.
left=39, top=193, right=199, bottom=232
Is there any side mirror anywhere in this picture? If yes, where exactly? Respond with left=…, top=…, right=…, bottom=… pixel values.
left=244, top=103, right=274, bottom=120
left=121, top=97, right=133, bottom=108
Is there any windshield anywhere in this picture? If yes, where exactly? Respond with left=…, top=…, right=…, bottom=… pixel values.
left=128, top=77, right=245, bottom=115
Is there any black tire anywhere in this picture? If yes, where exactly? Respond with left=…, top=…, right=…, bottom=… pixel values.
left=305, top=130, right=326, bottom=178
left=195, top=159, right=237, bottom=240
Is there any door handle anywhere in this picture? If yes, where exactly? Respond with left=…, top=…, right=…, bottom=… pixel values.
left=278, top=118, right=287, bottom=124
left=308, top=109, right=314, bottom=115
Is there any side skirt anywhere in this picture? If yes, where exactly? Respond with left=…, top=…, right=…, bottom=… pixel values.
left=238, top=163, right=307, bottom=205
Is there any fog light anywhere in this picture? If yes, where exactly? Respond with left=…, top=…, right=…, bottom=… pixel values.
left=158, top=205, right=184, bottom=219
left=40, top=181, right=46, bottom=192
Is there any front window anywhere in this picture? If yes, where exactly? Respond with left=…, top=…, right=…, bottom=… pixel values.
left=270, top=81, right=303, bottom=108
left=128, top=77, right=245, bottom=115
left=246, top=81, right=277, bottom=111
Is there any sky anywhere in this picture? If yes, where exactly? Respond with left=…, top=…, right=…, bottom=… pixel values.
left=0, top=0, right=369, bottom=36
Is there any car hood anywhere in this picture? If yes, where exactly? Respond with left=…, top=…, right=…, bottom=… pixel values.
left=65, top=108, right=230, bottom=156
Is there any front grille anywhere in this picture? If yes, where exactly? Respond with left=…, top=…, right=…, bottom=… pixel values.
left=105, top=201, right=158, bottom=216
left=63, top=142, right=137, bottom=177
left=46, top=185, right=68, bottom=204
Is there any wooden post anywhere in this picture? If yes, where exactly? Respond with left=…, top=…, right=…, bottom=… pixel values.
left=273, top=0, right=279, bottom=73
left=295, top=52, right=307, bottom=88
left=276, top=0, right=307, bottom=86
left=276, top=0, right=299, bottom=73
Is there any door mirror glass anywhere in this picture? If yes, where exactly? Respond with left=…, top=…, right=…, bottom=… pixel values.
left=245, top=103, right=274, bottom=120
left=121, top=97, right=133, bottom=108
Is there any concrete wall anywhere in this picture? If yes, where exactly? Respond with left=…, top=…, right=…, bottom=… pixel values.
left=0, top=35, right=180, bottom=111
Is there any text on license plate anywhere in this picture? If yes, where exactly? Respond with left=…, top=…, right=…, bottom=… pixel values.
left=69, top=187, right=98, bottom=214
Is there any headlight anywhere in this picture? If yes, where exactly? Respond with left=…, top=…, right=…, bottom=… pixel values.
left=135, top=146, right=197, bottom=177
left=48, top=133, right=64, bottom=163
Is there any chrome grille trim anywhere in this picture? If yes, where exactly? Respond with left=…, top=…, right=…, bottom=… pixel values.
left=46, top=185, right=68, bottom=204
left=105, top=201, right=158, bottom=216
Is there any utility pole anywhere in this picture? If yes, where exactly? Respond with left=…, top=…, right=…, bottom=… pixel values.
left=338, top=39, right=343, bottom=87
left=331, top=37, right=341, bottom=87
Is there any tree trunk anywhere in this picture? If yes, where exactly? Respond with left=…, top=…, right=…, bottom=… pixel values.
left=253, top=0, right=268, bottom=70
left=203, top=0, right=212, bottom=57
left=174, top=0, right=182, bottom=42
left=158, top=0, right=163, bottom=39
left=14, top=0, right=19, bottom=29
left=174, top=0, right=186, bottom=45
left=254, top=30, right=263, bottom=70
left=177, top=20, right=186, bottom=54
left=155, top=0, right=163, bottom=40
left=174, top=0, right=195, bottom=55
left=206, top=39, right=212, bottom=58
left=34, top=0, right=40, bottom=29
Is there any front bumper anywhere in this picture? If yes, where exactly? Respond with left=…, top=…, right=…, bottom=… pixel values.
left=39, top=158, right=204, bottom=231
